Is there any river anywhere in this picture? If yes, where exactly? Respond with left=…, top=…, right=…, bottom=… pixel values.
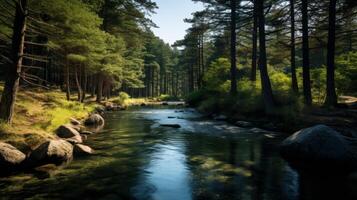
left=0, top=106, right=354, bottom=200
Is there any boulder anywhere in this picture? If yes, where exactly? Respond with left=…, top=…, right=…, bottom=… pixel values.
left=28, top=140, right=73, bottom=166
left=280, top=125, right=357, bottom=172
left=95, top=106, right=105, bottom=115
left=160, top=124, right=181, bottom=128
left=56, top=124, right=81, bottom=139
left=84, top=114, right=105, bottom=126
left=235, top=121, right=254, bottom=128
left=64, top=136, right=83, bottom=144
left=214, top=115, right=227, bottom=121
left=0, top=142, right=26, bottom=169
left=140, top=103, right=147, bottom=106
left=73, top=144, right=94, bottom=156
left=70, top=118, right=81, bottom=126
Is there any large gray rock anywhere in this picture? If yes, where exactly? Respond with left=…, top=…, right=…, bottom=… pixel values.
left=0, top=142, right=26, bottom=169
left=28, top=140, right=73, bottom=166
left=84, top=114, right=105, bottom=126
left=56, top=124, right=82, bottom=144
left=73, top=144, right=94, bottom=156
left=280, top=125, right=357, bottom=172
left=56, top=124, right=81, bottom=138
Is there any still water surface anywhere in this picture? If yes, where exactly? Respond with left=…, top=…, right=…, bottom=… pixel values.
left=0, top=107, right=354, bottom=200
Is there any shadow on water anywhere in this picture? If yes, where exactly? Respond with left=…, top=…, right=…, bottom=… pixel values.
left=0, top=107, right=355, bottom=200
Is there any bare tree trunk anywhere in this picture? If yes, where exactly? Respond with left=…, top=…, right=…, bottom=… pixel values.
left=302, top=0, right=312, bottom=105
left=96, top=73, right=103, bottom=103
left=81, top=66, right=87, bottom=102
left=230, top=0, right=237, bottom=95
left=257, top=0, right=275, bottom=113
left=0, top=0, right=28, bottom=123
left=251, top=0, right=258, bottom=82
left=325, top=0, right=337, bottom=106
left=65, top=62, right=70, bottom=101
left=74, top=66, right=82, bottom=102
left=290, top=0, right=299, bottom=93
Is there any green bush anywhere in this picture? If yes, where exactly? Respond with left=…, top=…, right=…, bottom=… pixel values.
left=111, top=92, right=130, bottom=105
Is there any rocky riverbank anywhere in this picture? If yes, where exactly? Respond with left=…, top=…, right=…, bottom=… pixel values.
left=0, top=111, right=105, bottom=176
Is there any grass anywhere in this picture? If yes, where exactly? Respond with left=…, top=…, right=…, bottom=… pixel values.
left=0, top=85, right=96, bottom=152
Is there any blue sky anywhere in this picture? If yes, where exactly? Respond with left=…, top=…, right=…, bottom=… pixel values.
left=150, top=0, right=204, bottom=45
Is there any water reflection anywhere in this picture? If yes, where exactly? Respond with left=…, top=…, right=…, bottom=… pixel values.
left=0, top=107, right=355, bottom=200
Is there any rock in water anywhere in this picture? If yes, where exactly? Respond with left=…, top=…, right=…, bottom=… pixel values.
left=84, top=114, right=105, bottom=126
left=160, top=124, right=181, bottom=128
left=280, top=124, right=357, bottom=172
left=214, top=115, right=227, bottom=121
left=235, top=121, right=253, bottom=128
left=29, top=140, right=73, bottom=166
left=73, top=144, right=94, bottom=156
left=0, top=142, right=26, bottom=170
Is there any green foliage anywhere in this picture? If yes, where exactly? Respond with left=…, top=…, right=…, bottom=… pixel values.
left=111, top=92, right=131, bottom=106
left=336, top=51, right=357, bottom=94
left=158, top=94, right=180, bottom=101
left=203, top=58, right=231, bottom=92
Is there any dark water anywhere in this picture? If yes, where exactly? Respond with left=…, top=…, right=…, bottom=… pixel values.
left=0, top=107, right=356, bottom=200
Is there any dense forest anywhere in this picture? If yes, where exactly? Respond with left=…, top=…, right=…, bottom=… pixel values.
left=1, top=0, right=356, bottom=125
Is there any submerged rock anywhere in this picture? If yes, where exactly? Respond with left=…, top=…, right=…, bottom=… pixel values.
left=28, top=139, right=73, bottom=166
left=73, top=144, right=94, bottom=156
left=280, top=125, right=357, bottom=172
left=84, top=114, right=105, bottom=126
left=235, top=121, right=254, bottom=128
left=0, top=142, right=26, bottom=170
left=160, top=124, right=181, bottom=128
left=214, top=115, right=227, bottom=121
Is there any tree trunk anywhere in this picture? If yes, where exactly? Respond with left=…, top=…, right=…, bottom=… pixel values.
left=301, top=0, right=312, bottom=105
left=325, top=0, right=337, bottom=106
left=230, top=0, right=237, bottom=95
left=257, top=0, right=275, bottom=113
left=251, top=0, right=258, bottom=82
left=74, top=66, right=82, bottom=102
left=81, top=66, right=87, bottom=102
left=65, top=62, right=70, bottom=101
left=96, top=73, right=103, bottom=103
left=0, top=0, right=28, bottom=123
left=290, top=0, right=298, bottom=93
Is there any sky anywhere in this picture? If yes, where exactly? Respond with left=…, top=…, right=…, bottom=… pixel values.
left=150, top=0, right=204, bottom=45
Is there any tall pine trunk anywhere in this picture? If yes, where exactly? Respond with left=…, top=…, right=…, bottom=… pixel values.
left=230, top=0, right=237, bottom=95
left=301, top=0, right=312, bottom=105
left=290, top=0, right=298, bottom=93
left=325, top=0, right=337, bottom=106
left=96, top=73, right=103, bottom=103
left=74, top=66, right=83, bottom=102
left=251, top=0, right=258, bottom=82
left=257, top=0, right=275, bottom=113
left=0, top=0, right=28, bottom=123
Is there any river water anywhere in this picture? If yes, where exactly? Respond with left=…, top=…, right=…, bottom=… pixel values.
left=0, top=107, right=354, bottom=200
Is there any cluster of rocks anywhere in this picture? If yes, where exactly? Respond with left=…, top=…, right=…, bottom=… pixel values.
left=103, top=102, right=126, bottom=112
left=0, top=113, right=104, bottom=175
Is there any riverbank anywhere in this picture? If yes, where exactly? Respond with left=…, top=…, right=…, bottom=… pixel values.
left=189, top=96, right=357, bottom=135
left=0, top=86, right=157, bottom=153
